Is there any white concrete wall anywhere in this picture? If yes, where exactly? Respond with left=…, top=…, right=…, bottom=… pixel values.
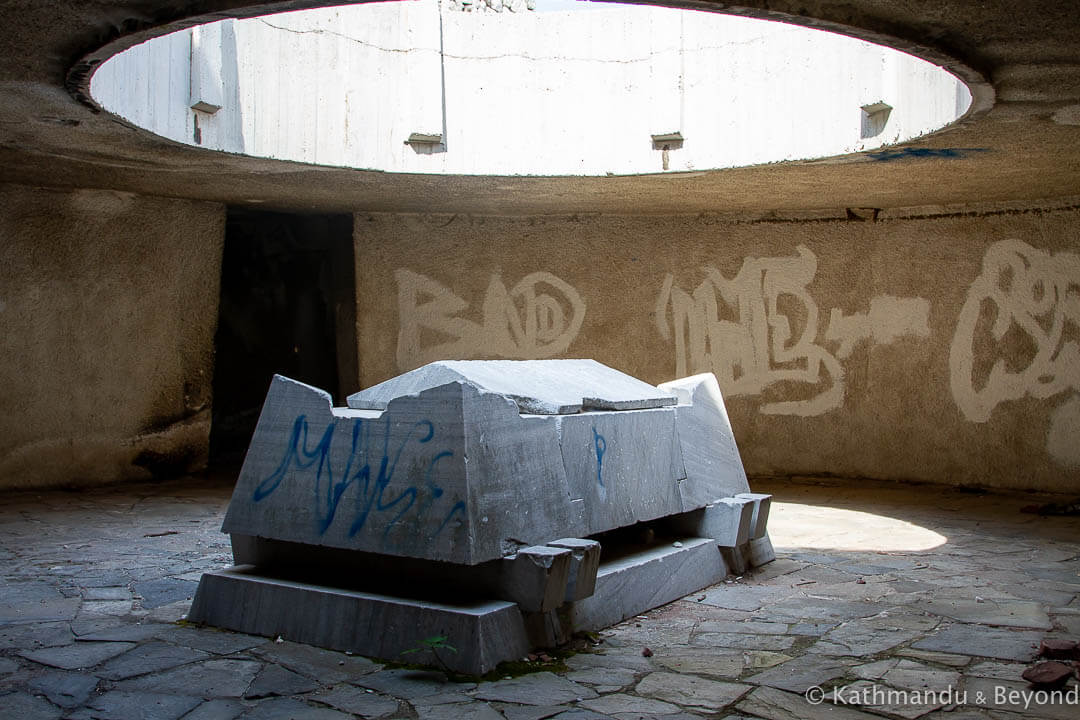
left=91, top=0, right=972, bottom=176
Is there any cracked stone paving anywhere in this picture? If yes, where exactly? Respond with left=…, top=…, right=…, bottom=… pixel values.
left=2, top=476, right=1079, bottom=719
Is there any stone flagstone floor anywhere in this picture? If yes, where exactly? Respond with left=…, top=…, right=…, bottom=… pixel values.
left=2, top=475, right=1079, bottom=719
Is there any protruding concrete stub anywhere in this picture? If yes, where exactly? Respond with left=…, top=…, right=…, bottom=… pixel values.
left=498, top=546, right=572, bottom=613
left=523, top=608, right=570, bottom=649
left=736, top=492, right=772, bottom=540
left=547, top=538, right=601, bottom=602
left=665, top=497, right=754, bottom=547
left=749, top=535, right=776, bottom=566
left=720, top=543, right=750, bottom=575
left=722, top=535, right=776, bottom=574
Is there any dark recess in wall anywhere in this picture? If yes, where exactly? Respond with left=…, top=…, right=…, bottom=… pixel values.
left=209, top=208, right=357, bottom=467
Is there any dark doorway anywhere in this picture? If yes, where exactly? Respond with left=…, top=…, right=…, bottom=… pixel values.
left=209, top=208, right=358, bottom=467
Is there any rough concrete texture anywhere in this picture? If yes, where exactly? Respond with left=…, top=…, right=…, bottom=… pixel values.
left=4, top=474, right=1079, bottom=718
left=0, top=184, right=224, bottom=489
left=224, top=366, right=750, bottom=564
left=356, top=208, right=1080, bottom=492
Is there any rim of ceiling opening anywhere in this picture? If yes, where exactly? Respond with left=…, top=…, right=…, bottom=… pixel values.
left=67, top=0, right=996, bottom=176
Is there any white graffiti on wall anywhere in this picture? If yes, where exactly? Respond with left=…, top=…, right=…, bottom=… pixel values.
left=949, top=239, right=1080, bottom=464
left=656, top=245, right=930, bottom=416
left=826, top=297, right=932, bottom=360
left=396, top=269, right=585, bottom=370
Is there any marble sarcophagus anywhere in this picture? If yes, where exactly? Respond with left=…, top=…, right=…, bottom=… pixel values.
left=189, top=360, right=773, bottom=674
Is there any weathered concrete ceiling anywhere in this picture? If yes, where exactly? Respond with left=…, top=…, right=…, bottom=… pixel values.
left=0, top=0, right=1078, bottom=215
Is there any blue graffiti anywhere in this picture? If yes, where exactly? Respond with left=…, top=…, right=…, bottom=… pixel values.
left=866, top=147, right=989, bottom=162
left=592, top=427, right=606, bottom=488
left=253, top=414, right=463, bottom=544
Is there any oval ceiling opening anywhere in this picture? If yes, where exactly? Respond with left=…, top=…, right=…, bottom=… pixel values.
left=90, top=0, right=974, bottom=176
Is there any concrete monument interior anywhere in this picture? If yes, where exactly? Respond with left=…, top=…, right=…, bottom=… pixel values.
left=1, top=1, right=1079, bottom=718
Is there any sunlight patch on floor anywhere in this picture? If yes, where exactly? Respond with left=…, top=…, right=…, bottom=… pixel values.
left=769, top=501, right=948, bottom=552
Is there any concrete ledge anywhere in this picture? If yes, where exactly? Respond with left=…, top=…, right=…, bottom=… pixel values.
left=567, top=537, right=726, bottom=632
left=229, top=534, right=582, bottom=610
left=187, top=566, right=529, bottom=675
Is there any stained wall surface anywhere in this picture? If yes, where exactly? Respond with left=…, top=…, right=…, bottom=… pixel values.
left=0, top=184, right=224, bottom=488
left=0, top=0, right=1077, bottom=493
left=356, top=206, right=1080, bottom=492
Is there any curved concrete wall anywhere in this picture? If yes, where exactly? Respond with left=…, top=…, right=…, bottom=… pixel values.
left=0, top=184, right=224, bottom=488
left=356, top=204, right=1080, bottom=492
left=1, top=0, right=1075, bottom=494
left=89, top=0, right=970, bottom=175
left=5, top=185, right=1075, bottom=492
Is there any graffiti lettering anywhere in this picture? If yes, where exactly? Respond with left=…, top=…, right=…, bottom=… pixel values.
left=396, top=269, right=585, bottom=371
left=826, top=296, right=931, bottom=359
left=592, top=427, right=606, bottom=488
left=867, top=147, right=989, bottom=162
left=656, top=245, right=930, bottom=416
left=950, top=239, right=1080, bottom=424
left=254, top=413, right=465, bottom=543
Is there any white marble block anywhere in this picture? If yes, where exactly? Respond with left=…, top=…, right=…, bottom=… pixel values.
left=547, top=538, right=601, bottom=602
left=736, top=493, right=773, bottom=540
left=188, top=567, right=528, bottom=675
left=202, top=361, right=773, bottom=668
left=222, top=376, right=581, bottom=565
left=223, top=362, right=759, bottom=567
left=566, top=538, right=728, bottom=631
left=658, top=373, right=751, bottom=509
left=223, top=377, right=475, bottom=563
left=348, top=359, right=677, bottom=415
left=498, top=546, right=572, bottom=613
left=556, top=408, right=685, bottom=532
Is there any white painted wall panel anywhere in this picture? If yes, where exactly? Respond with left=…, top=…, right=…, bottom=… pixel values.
left=90, top=0, right=973, bottom=176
